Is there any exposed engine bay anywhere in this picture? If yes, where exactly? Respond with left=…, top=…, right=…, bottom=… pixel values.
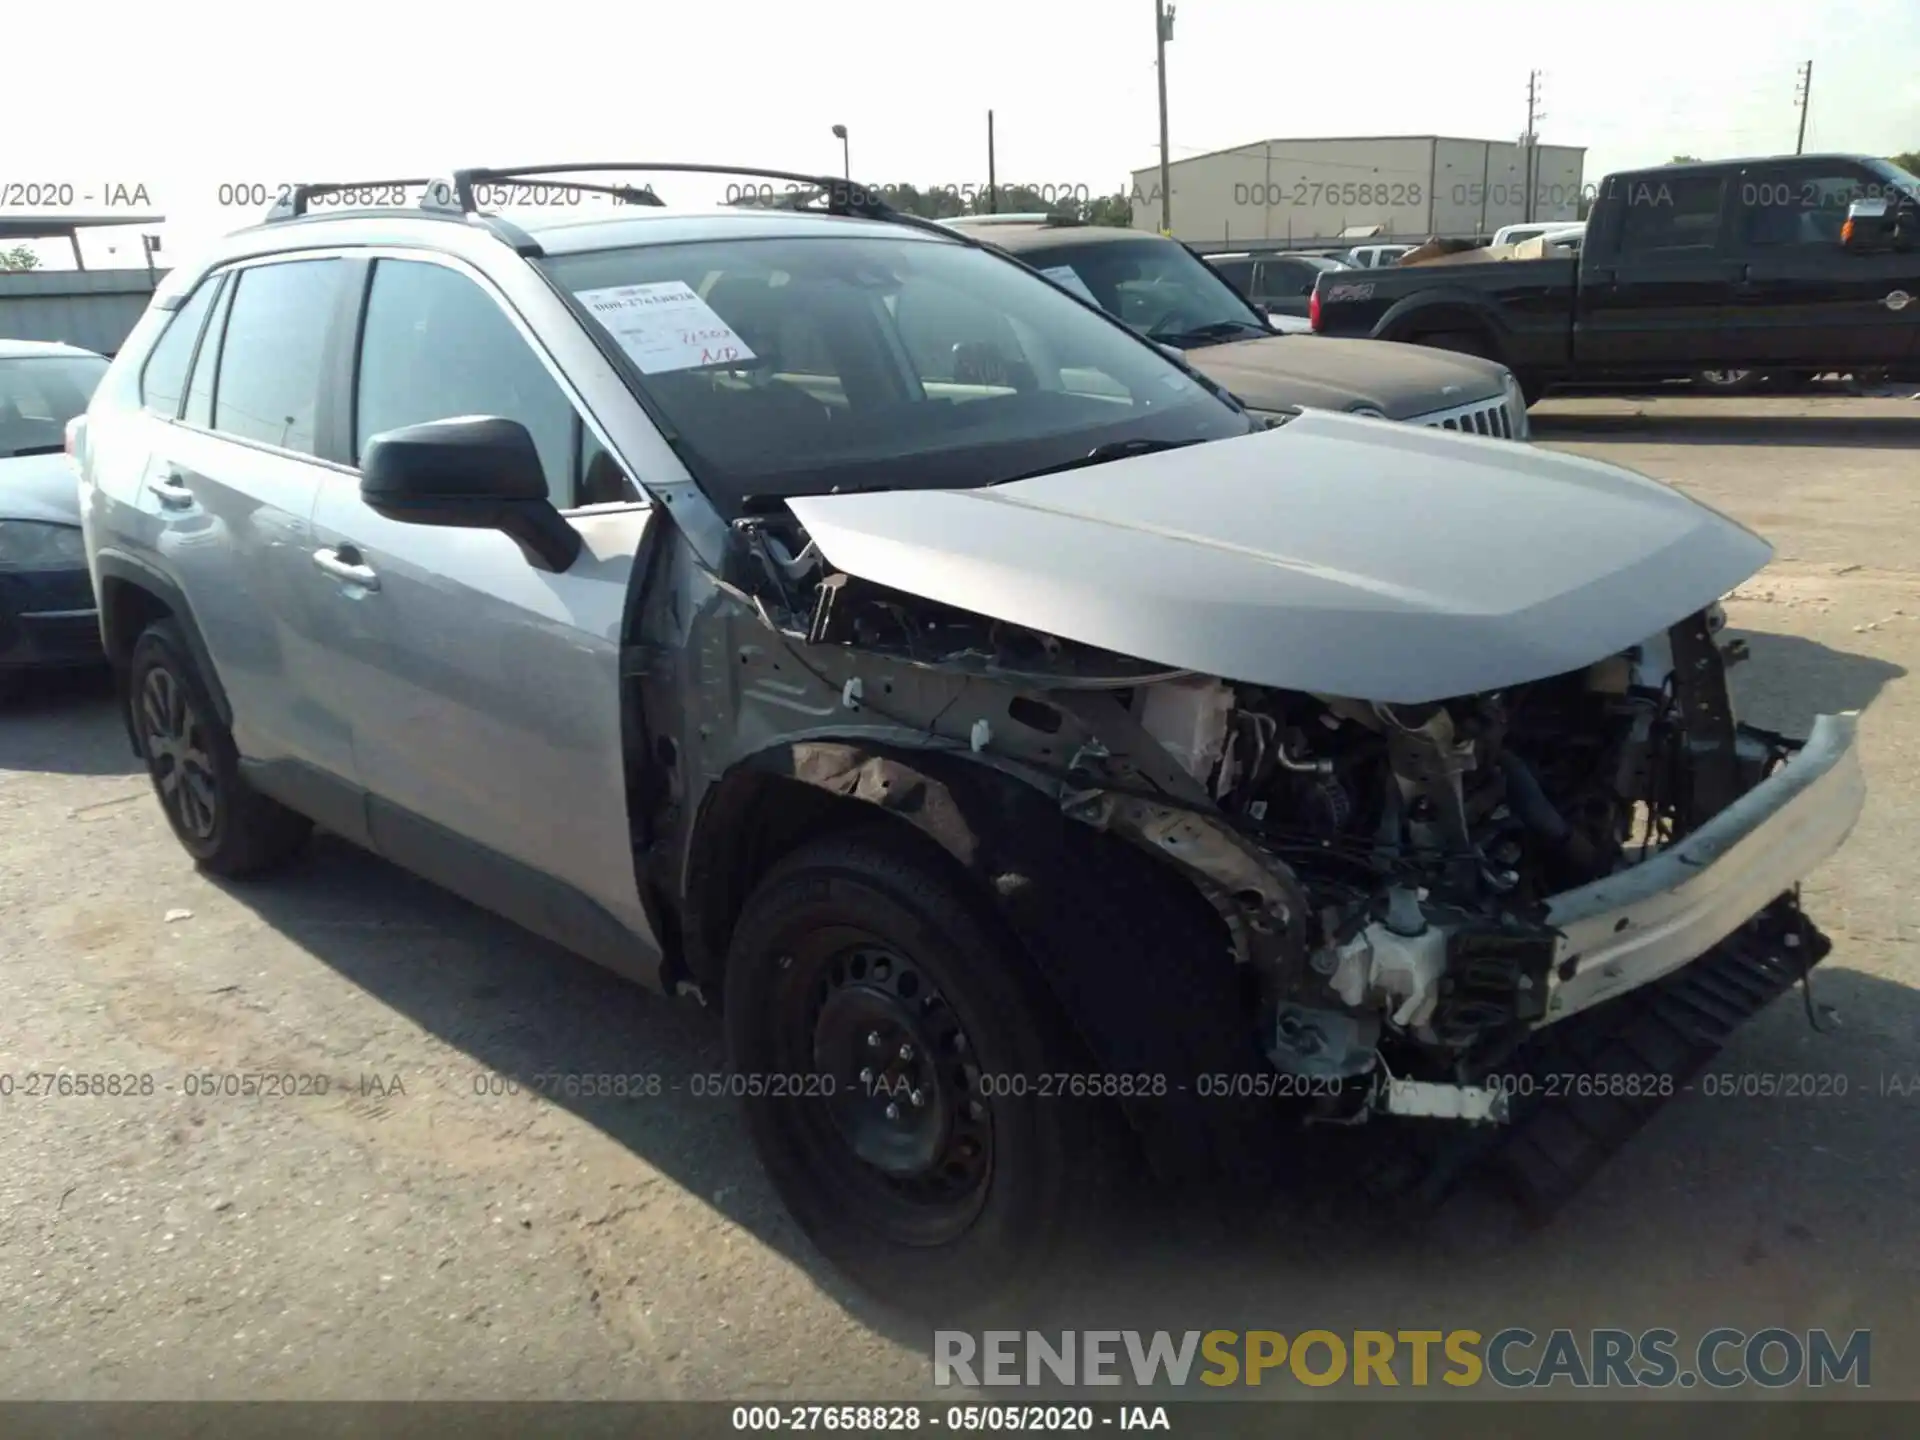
left=727, top=502, right=1850, bottom=1130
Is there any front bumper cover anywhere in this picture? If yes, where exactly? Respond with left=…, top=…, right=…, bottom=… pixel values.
left=1540, top=711, right=1864, bottom=1026
left=0, top=566, right=103, bottom=670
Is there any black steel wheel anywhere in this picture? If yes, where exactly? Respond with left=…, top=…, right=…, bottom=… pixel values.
left=725, top=828, right=1127, bottom=1318
left=128, top=620, right=310, bottom=876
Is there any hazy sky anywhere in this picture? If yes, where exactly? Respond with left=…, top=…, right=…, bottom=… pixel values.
left=6, top=0, right=1917, bottom=269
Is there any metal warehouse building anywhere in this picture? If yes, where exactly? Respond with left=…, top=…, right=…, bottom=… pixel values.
left=1131, top=135, right=1588, bottom=250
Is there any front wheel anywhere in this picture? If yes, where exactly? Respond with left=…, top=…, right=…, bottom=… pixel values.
left=724, top=829, right=1127, bottom=1319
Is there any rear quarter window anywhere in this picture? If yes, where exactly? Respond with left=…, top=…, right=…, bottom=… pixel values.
left=139, top=279, right=220, bottom=419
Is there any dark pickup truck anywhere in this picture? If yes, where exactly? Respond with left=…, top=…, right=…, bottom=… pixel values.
left=1309, top=153, right=1920, bottom=403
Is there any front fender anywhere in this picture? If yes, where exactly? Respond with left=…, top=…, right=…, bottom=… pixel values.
left=680, top=738, right=1291, bottom=1188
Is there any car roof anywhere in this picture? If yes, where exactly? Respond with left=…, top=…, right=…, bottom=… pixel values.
left=0, top=338, right=106, bottom=361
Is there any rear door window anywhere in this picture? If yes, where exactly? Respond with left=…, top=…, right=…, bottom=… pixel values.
left=212, top=259, right=345, bottom=456
left=139, top=278, right=220, bottom=419
left=1617, top=173, right=1727, bottom=254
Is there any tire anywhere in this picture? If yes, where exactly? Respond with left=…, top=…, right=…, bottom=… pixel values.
left=128, top=619, right=311, bottom=877
left=1691, top=368, right=1764, bottom=395
left=724, top=827, right=1128, bottom=1320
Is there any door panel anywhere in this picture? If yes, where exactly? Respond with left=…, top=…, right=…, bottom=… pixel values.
left=138, top=258, right=353, bottom=780
left=307, top=492, right=658, bottom=955
left=1576, top=172, right=1741, bottom=371
left=139, top=428, right=334, bottom=769
left=1722, top=164, right=1920, bottom=368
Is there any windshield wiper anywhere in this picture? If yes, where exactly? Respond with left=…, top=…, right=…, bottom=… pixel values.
left=3, top=443, right=66, bottom=458
left=1149, top=319, right=1270, bottom=347
left=995, top=436, right=1205, bottom=483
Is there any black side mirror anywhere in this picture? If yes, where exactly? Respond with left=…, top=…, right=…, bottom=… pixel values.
left=1896, top=200, right=1920, bottom=248
left=360, top=416, right=581, bottom=572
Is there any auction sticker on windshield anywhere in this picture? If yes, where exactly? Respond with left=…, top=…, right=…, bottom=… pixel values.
left=573, top=282, right=759, bottom=373
left=1039, top=265, right=1101, bottom=305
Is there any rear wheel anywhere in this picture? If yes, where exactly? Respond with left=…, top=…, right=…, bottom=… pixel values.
left=1691, top=368, right=1764, bottom=395
left=724, top=828, right=1128, bottom=1319
left=129, top=620, right=311, bottom=877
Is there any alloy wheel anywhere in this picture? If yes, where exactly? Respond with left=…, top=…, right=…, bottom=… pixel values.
left=140, top=664, right=219, bottom=841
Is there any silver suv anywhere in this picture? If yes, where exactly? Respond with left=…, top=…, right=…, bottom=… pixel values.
left=76, top=165, right=1863, bottom=1319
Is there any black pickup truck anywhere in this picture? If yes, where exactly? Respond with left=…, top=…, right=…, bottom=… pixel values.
left=1309, top=153, right=1920, bottom=403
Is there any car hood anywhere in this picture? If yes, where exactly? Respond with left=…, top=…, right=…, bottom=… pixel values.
left=0, top=452, right=83, bottom=525
left=1185, top=335, right=1507, bottom=418
left=786, top=409, right=1772, bottom=705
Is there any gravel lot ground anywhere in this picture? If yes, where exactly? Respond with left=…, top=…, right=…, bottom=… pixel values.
left=2, top=393, right=1916, bottom=1401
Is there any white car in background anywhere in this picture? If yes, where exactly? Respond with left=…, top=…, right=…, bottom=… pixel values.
left=1491, top=221, right=1587, bottom=251
left=1343, top=243, right=1417, bottom=269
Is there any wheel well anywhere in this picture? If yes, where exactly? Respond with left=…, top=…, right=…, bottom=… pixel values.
left=683, top=770, right=924, bottom=996
left=99, top=578, right=176, bottom=754
left=100, top=576, right=173, bottom=668
left=679, top=746, right=1286, bottom=1188
left=1389, top=310, right=1500, bottom=359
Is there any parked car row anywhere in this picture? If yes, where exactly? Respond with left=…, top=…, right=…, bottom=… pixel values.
left=10, top=162, right=1869, bottom=1326
left=943, top=217, right=1528, bottom=435
left=1308, top=152, right=1920, bottom=402
left=0, top=340, right=110, bottom=687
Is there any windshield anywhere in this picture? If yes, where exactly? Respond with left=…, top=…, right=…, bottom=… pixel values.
left=542, top=234, right=1254, bottom=514
left=1006, top=237, right=1272, bottom=349
left=0, top=355, right=108, bottom=458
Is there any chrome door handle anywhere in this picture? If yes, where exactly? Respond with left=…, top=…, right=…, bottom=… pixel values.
left=312, top=547, right=380, bottom=591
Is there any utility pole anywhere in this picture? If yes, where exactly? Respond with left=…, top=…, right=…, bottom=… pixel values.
left=1155, top=0, right=1175, bottom=235
left=1522, top=69, right=1545, bottom=224
left=1794, top=61, right=1813, bottom=155
left=987, top=110, right=998, bottom=214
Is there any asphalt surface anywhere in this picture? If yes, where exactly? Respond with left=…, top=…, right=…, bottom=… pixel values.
left=2, top=393, right=1917, bottom=1401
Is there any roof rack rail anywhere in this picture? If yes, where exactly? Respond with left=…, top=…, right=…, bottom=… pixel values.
left=414, top=162, right=998, bottom=255
left=264, top=178, right=434, bottom=222
left=425, top=163, right=908, bottom=221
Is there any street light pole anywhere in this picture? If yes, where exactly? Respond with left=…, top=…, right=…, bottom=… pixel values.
left=1155, top=0, right=1175, bottom=235
left=831, top=124, right=850, bottom=179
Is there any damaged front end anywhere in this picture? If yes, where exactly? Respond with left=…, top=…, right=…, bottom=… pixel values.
left=717, top=496, right=1864, bottom=1149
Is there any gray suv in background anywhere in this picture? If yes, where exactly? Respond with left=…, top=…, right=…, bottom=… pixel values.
left=944, top=218, right=1529, bottom=437
left=74, top=165, right=1861, bottom=1320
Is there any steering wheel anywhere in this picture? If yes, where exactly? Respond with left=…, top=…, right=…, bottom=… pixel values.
left=1141, top=300, right=1211, bottom=339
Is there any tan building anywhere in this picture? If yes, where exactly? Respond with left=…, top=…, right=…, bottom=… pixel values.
left=1130, top=135, right=1588, bottom=248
